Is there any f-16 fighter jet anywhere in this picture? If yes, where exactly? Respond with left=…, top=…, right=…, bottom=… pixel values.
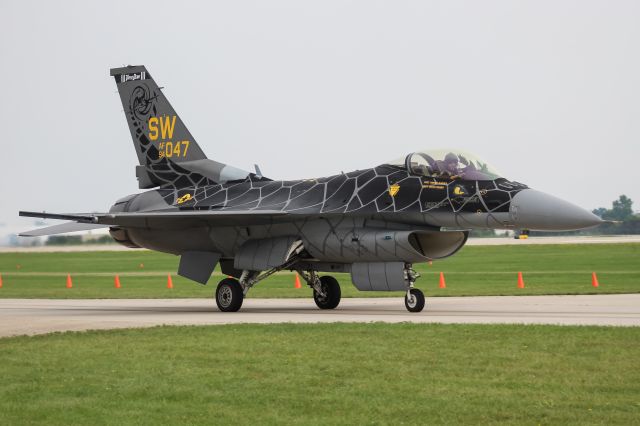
left=20, top=66, right=604, bottom=312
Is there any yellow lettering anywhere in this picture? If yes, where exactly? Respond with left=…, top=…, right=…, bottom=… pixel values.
left=160, top=115, right=176, bottom=139
left=148, top=117, right=159, bottom=141
left=182, top=141, right=189, bottom=157
left=173, top=141, right=181, bottom=157
left=165, top=141, right=173, bottom=157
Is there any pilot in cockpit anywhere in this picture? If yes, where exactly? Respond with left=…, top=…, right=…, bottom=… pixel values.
left=435, top=152, right=461, bottom=177
left=401, top=150, right=498, bottom=181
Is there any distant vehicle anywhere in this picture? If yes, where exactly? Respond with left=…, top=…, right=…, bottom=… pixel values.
left=20, top=66, right=603, bottom=312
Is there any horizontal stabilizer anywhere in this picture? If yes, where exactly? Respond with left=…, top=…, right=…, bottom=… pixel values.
left=19, top=222, right=108, bottom=237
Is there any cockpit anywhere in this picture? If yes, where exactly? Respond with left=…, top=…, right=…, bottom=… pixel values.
left=386, top=149, right=502, bottom=181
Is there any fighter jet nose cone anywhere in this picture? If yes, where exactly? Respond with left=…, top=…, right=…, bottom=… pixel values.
left=510, top=189, right=603, bottom=231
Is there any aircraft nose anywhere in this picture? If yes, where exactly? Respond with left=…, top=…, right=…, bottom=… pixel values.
left=510, top=189, right=603, bottom=231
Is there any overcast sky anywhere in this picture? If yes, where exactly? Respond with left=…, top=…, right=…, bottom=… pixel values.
left=1, top=0, right=639, bottom=240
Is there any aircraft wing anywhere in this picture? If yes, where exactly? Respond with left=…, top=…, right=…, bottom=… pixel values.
left=19, top=222, right=110, bottom=237
left=19, top=210, right=289, bottom=233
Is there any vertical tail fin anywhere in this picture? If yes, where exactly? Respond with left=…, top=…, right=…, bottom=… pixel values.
left=110, top=65, right=252, bottom=189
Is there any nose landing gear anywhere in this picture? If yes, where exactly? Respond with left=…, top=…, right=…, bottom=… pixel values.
left=403, top=263, right=425, bottom=313
left=405, top=288, right=425, bottom=312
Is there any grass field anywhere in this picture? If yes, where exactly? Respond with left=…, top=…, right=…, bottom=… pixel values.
left=0, top=243, right=638, bottom=298
left=0, top=323, right=638, bottom=425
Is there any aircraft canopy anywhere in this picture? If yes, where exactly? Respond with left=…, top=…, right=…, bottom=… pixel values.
left=386, top=149, right=502, bottom=181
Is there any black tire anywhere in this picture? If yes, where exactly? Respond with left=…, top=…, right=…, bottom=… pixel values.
left=313, top=276, right=341, bottom=309
left=405, top=288, right=425, bottom=312
left=215, top=278, right=244, bottom=312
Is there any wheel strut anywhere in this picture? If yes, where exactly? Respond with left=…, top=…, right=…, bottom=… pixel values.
left=295, top=269, right=325, bottom=297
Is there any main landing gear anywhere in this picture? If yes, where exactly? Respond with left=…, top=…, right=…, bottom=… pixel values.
left=215, top=278, right=244, bottom=312
left=214, top=240, right=342, bottom=312
left=312, top=275, right=341, bottom=309
left=215, top=269, right=262, bottom=313
left=214, top=271, right=342, bottom=312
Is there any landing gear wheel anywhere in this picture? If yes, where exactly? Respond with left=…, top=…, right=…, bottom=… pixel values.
left=405, top=288, right=425, bottom=313
left=215, top=278, right=244, bottom=312
left=313, top=276, right=341, bottom=310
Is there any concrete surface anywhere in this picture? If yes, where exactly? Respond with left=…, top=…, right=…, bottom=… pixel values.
left=1, top=294, right=639, bottom=337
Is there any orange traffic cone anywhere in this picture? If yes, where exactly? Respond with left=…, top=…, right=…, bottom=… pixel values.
left=167, top=274, right=173, bottom=289
left=294, top=274, right=302, bottom=289
left=114, top=275, right=121, bottom=289
left=517, top=272, right=525, bottom=289
left=66, top=274, right=73, bottom=289
left=439, top=272, right=446, bottom=289
left=592, top=272, right=599, bottom=288
left=0, top=273, right=3, bottom=288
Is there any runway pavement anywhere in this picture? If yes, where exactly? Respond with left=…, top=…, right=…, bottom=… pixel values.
left=1, top=294, right=639, bottom=337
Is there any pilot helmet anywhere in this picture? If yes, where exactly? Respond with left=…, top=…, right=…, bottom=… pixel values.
left=444, top=152, right=459, bottom=164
